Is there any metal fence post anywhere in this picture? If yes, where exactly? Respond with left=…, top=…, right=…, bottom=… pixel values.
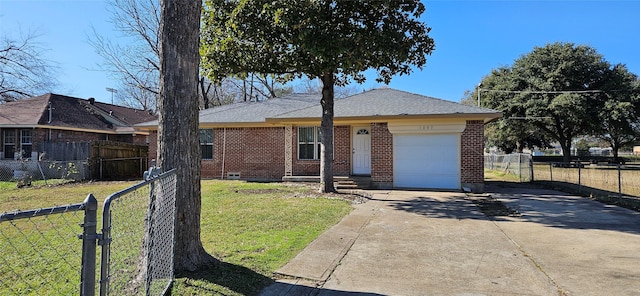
left=529, top=157, right=534, bottom=182
left=145, top=171, right=157, bottom=296
left=80, top=194, right=98, bottom=296
left=549, top=163, right=553, bottom=181
left=518, top=153, right=522, bottom=182
left=578, top=161, right=582, bottom=194
left=618, top=163, right=622, bottom=200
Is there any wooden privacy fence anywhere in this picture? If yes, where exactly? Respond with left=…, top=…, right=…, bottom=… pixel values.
left=91, top=141, right=148, bottom=180
left=39, top=141, right=148, bottom=180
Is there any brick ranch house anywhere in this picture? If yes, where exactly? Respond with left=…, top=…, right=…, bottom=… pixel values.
left=0, top=93, right=157, bottom=160
left=137, top=88, right=501, bottom=192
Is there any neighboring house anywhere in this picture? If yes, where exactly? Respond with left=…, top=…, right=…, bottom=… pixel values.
left=0, top=93, right=157, bottom=160
left=137, top=88, right=501, bottom=192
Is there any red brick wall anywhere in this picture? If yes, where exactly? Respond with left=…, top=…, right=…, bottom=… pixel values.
left=200, top=127, right=285, bottom=180
left=1, top=128, right=114, bottom=159
left=291, top=126, right=319, bottom=175
left=370, top=123, right=393, bottom=186
left=131, top=134, right=149, bottom=146
left=291, top=125, right=350, bottom=176
left=461, top=120, right=485, bottom=185
left=333, top=125, right=350, bottom=175
left=148, top=131, right=158, bottom=165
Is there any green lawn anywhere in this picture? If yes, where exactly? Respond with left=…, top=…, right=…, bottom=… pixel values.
left=1, top=180, right=354, bottom=296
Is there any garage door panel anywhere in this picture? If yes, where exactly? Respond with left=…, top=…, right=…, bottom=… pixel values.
left=393, top=134, right=460, bottom=189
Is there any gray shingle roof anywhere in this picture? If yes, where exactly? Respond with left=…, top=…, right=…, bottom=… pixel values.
left=136, top=88, right=500, bottom=128
left=273, top=88, right=500, bottom=119
left=199, top=93, right=319, bottom=123
left=137, top=93, right=320, bottom=127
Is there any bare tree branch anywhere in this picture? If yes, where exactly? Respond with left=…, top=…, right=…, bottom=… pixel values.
left=0, top=31, right=58, bottom=102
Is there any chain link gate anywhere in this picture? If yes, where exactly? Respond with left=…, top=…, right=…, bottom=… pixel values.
left=1, top=164, right=177, bottom=296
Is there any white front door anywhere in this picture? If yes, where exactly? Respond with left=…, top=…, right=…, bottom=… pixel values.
left=352, top=126, right=371, bottom=175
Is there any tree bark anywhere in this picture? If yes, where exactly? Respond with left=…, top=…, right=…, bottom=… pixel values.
left=559, top=138, right=572, bottom=163
left=158, top=0, right=213, bottom=272
left=319, top=73, right=336, bottom=193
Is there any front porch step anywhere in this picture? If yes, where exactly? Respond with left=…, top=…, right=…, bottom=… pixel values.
left=282, top=175, right=372, bottom=190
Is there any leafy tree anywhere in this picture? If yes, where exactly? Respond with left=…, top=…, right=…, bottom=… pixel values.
left=463, top=69, right=551, bottom=154
left=475, top=42, right=625, bottom=162
left=594, top=64, right=640, bottom=159
left=157, top=0, right=214, bottom=272
left=0, top=31, right=58, bottom=102
left=201, top=0, right=435, bottom=192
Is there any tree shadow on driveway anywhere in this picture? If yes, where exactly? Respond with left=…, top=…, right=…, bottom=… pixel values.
left=387, top=195, right=486, bottom=220
left=386, top=182, right=640, bottom=235
left=486, top=182, right=640, bottom=235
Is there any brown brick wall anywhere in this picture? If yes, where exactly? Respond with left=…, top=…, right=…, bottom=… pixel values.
left=370, top=123, right=393, bottom=185
left=1, top=128, right=120, bottom=159
left=148, top=131, right=158, bottom=164
left=140, top=125, right=354, bottom=179
left=202, top=127, right=284, bottom=180
left=291, top=125, right=350, bottom=176
left=200, top=127, right=285, bottom=180
left=461, top=120, right=485, bottom=185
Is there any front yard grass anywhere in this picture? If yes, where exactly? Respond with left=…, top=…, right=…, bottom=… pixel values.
left=1, top=180, right=354, bottom=296
left=174, top=180, right=354, bottom=295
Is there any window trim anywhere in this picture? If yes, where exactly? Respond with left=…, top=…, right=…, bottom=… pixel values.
left=19, top=130, right=33, bottom=159
left=3, top=130, right=16, bottom=159
left=297, top=126, right=335, bottom=160
left=199, top=129, right=214, bottom=160
left=297, top=126, right=319, bottom=160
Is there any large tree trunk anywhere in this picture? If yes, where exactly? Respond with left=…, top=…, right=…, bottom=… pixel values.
left=611, top=139, right=620, bottom=160
left=559, top=138, right=572, bottom=163
left=158, top=0, right=213, bottom=272
left=319, top=73, right=336, bottom=193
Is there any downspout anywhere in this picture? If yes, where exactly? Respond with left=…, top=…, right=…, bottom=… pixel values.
left=48, top=102, right=52, bottom=124
left=48, top=102, right=53, bottom=141
left=221, top=127, right=226, bottom=179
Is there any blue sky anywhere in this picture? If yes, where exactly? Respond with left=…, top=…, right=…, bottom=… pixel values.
left=1, top=0, right=639, bottom=104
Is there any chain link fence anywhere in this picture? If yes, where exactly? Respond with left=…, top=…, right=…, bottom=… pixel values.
left=533, top=162, right=640, bottom=198
left=0, top=165, right=177, bottom=296
left=101, top=167, right=177, bottom=295
left=0, top=160, right=89, bottom=187
left=486, top=153, right=640, bottom=199
left=0, top=203, right=86, bottom=295
left=484, top=153, right=533, bottom=182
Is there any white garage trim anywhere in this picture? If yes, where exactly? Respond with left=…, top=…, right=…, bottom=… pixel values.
left=387, top=122, right=466, bottom=135
left=393, top=133, right=461, bottom=189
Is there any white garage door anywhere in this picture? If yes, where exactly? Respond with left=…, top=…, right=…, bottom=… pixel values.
left=394, top=134, right=460, bottom=189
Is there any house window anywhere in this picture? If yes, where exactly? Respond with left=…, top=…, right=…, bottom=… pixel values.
left=298, top=126, right=321, bottom=160
left=20, top=130, right=32, bottom=159
left=3, top=130, right=15, bottom=159
left=199, top=129, right=214, bottom=160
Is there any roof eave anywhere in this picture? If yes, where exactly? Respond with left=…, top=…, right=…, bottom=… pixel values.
left=266, top=112, right=503, bottom=125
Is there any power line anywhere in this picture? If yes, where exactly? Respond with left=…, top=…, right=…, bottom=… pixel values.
left=478, top=88, right=636, bottom=94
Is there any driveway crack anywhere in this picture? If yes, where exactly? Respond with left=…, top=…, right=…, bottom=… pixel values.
left=491, top=221, right=569, bottom=296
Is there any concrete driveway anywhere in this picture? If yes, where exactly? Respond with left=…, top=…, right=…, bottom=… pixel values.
left=260, top=183, right=640, bottom=296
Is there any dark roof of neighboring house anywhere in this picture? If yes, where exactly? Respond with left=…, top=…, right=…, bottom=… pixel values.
left=273, top=88, right=500, bottom=119
left=0, top=93, right=157, bottom=133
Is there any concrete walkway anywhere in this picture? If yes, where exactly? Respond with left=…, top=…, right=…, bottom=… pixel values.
left=260, top=183, right=640, bottom=295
